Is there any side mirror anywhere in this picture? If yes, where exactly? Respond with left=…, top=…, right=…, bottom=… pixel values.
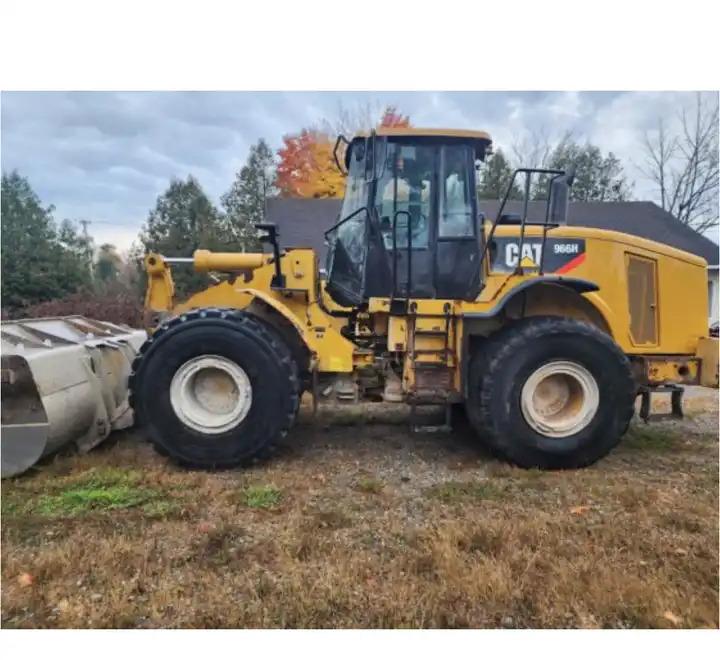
left=549, top=171, right=574, bottom=225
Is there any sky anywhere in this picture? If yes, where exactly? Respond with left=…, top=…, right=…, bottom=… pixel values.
left=1, top=91, right=716, bottom=251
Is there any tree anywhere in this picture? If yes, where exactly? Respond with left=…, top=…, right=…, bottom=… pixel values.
left=511, top=128, right=552, bottom=171
left=318, top=100, right=383, bottom=138
left=1, top=171, right=91, bottom=310
left=276, top=129, right=345, bottom=198
left=94, top=243, right=122, bottom=287
left=640, top=93, right=719, bottom=233
left=478, top=149, right=522, bottom=199
left=277, top=105, right=413, bottom=199
left=379, top=106, right=411, bottom=128
left=534, top=134, right=632, bottom=202
left=140, top=176, right=232, bottom=296
left=221, top=139, right=276, bottom=250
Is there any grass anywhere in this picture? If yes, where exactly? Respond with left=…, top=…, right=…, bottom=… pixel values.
left=425, top=480, right=505, bottom=503
left=2, top=467, right=168, bottom=518
left=242, top=484, right=282, bottom=509
left=1, top=393, right=718, bottom=629
left=623, top=425, right=678, bottom=452
left=355, top=477, right=383, bottom=494
left=36, top=484, right=155, bottom=516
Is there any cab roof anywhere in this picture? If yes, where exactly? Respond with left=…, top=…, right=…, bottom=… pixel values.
left=348, top=127, right=493, bottom=164
left=358, top=127, right=492, bottom=142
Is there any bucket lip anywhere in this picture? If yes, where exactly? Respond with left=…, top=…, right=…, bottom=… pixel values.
left=1, top=316, right=145, bottom=352
left=1, top=314, right=135, bottom=332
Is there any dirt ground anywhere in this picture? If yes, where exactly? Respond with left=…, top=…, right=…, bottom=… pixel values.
left=2, top=388, right=718, bottom=629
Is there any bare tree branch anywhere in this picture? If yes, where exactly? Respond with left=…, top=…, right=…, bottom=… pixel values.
left=640, top=93, right=719, bottom=233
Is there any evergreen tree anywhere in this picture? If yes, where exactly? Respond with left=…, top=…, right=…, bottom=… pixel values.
left=94, top=243, right=122, bottom=287
left=532, top=134, right=632, bottom=201
left=221, top=139, right=276, bottom=250
left=1, top=171, right=91, bottom=309
left=477, top=149, right=522, bottom=199
left=141, top=176, right=232, bottom=297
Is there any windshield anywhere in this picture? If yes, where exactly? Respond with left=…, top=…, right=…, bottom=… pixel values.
left=324, top=142, right=370, bottom=304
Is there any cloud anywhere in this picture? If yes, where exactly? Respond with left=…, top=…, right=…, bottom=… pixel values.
left=1, top=91, right=711, bottom=251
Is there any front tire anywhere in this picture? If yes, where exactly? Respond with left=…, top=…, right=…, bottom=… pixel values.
left=129, top=308, right=299, bottom=469
left=466, top=316, right=635, bottom=469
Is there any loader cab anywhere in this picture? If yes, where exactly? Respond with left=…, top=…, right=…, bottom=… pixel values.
left=324, top=128, right=492, bottom=307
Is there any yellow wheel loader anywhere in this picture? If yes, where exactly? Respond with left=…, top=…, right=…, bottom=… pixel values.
left=132, top=127, right=719, bottom=469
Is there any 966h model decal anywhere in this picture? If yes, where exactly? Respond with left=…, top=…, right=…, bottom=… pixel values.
left=490, top=238, right=586, bottom=274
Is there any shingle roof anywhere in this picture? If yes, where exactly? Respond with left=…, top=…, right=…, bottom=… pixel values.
left=266, top=198, right=720, bottom=266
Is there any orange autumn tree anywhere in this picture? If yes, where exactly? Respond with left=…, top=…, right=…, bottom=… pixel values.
left=276, top=130, right=345, bottom=198
left=379, top=105, right=411, bottom=128
left=276, top=106, right=412, bottom=198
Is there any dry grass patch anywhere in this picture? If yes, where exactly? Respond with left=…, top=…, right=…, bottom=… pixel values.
left=2, top=394, right=718, bottom=629
left=425, top=480, right=505, bottom=503
left=355, top=477, right=383, bottom=494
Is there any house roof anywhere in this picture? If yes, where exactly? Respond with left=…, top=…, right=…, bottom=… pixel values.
left=266, top=198, right=720, bottom=267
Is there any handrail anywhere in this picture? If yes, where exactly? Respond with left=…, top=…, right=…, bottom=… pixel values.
left=323, top=205, right=368, bottom=238
left=333, top=135, right=350, bottom=175
left=478, top=167, right=566, bottom=278
left=391, top=210, right=412, bottom=301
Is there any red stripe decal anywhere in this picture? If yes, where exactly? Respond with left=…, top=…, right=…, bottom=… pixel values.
left=555, top=252, right=586, bottom=274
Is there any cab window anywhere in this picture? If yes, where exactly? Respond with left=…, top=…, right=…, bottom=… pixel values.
left=375, top=144, right=433, bottom=249
left=438, top=145, right=475, bottom=238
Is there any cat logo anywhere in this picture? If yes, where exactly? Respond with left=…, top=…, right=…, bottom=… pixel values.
left=491, top=238, right=587, bottom=274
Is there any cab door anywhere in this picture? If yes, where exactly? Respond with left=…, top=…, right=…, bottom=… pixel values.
left=434, top=144, right=481, bottom=300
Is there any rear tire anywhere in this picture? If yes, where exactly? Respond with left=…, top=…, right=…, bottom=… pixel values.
left=466, top=316, right=635, bottom=469
left=129, top=308, right=299, bottom=469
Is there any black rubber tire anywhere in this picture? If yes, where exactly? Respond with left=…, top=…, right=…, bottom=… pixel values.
left=129, top=308, right=299, bottom=469
left=466, top=316, right=635, bottom=469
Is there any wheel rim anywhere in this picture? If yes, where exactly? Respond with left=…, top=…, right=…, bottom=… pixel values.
left=170, top=355, right=252, bottom=434
left=520, top=360, right=599, bottom=438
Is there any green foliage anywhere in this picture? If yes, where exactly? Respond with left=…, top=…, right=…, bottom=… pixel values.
left=1, top=171, right=92, bottom=309
left=221, top=139, right=276, bottom=251
left=242, top=484, right=282, bottom=509
left=5, top=468, right=166, bottom=518
left=93, top=243, right=122, bottom=287
left=534, top=134, right=633, bottom=202
left=477, top=149, right=522, bottom=200
left=140, top=176, right=237, bottom=297
left=36, top=484, right=159, bottom=516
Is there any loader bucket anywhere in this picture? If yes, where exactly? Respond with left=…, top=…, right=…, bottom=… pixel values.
left=1, top=316, right=146, bottom=478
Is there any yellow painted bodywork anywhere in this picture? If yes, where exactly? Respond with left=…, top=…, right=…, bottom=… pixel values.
left=471, top=225, right=709, bottom=355
left=144, top=224, right=714, bottom=395
left=632, top=356, right=700, bottom=386
left=146, top=248, right=361, bottom=372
